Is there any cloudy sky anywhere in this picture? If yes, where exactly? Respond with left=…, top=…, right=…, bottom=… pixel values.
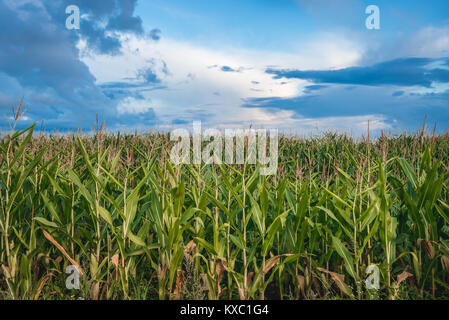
left=1, top=0, right=449, bottom=135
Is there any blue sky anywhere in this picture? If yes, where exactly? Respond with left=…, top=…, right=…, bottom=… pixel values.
left=1, top=0, right=448, bottom=135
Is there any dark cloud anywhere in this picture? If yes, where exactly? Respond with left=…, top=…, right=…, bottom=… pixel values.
left=113, top=108, right=157, bottom=125
left=100, top=83, right=166, bottom=102
left=220, top=65, right=245, bottom=73
left=137, top=68, right=161, bottom=84
left=171, top=119, right=190, bottom=125
left=221, top=66, right=236, bottom=72
left=70, top=0, right=117, bottom=18
left=243, top=84, right=449, bottom=131
left=0, top=1, right=105, bottom=109
left=260, top=56, right=449, bottom=131
left=106, top=0, right=143, bottom=34
left=267, top=58, right=449, bottom=88
left=42, top=0, right=153, bottom=55
left=304, top=85, right=328, bottom=92
left=0, top=0, right=159, bottom=130
left=149, top=28, right=162, bottom=41
left=77, top=19, right=123, bottom=55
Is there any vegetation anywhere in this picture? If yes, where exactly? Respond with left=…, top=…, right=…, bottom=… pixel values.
left=1, top=106, right=449, bottom=300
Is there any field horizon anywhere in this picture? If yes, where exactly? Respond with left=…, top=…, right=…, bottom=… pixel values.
left=1, top=106, right=449, bottom=300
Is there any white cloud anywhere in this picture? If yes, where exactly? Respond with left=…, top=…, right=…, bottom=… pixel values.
left=409, top=82, right=449, bottom=95
left=361, top=24, right=449, bottom=64
left=408, top=25, right=449, bottom=58
left=79, top=32, right=364, bottom=131
left=160, top=112, right=391, bottom=138
left=279, top=114, right=390, bottom=137
left=116, top=97, right=152, bottom=114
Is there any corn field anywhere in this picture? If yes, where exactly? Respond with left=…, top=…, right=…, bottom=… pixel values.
left=1, top=111, right=449, bottom=300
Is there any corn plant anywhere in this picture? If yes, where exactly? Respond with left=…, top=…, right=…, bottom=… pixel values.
left=1, top=109, right=449, bottom=300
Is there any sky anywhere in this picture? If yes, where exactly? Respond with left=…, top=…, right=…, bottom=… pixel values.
left=0, top=0, right=448, bottom=136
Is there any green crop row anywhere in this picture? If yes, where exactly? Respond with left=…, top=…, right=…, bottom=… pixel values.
left=1, top=112, right=449, bottom=300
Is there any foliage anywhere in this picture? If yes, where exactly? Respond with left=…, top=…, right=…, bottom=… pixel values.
left=1, top=110, right=449, bottom=300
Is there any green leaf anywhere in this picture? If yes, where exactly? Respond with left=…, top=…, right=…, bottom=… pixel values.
left=127, top=232, right=145, bottom=247
left=332, top=236, right=356, bottom=280
left=323, top=187, right=352, bottom=209
left=195, top=237, right=218, bottom=256
left=10, top=124, right=35, bottom=168
left=397, top=158, right=418, bottom=189
left=41, top=193, right=62, bottom=225
left=98, top=206, right=114, bottom=227
left=34, top=217, right=59, bottom=228
left=230, top=234, right=244, bottom=251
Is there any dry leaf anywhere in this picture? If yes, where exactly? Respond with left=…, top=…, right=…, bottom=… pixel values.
left=91, top=282, right=100, bottom=300
left=312, top=275, right=321, bottom=298
left=42, top=230, right=84, bottom=275
left=111, top=254, right=119, bottom=268
left=296, top=274, right=306, bottom=298
left=237, top=284, right=246, bottom=300
left=442, top=256, right=449, bottom=276
left=317, top=267, right=352, bottom=297
left=215, top=259, right=226, bottom=282
left=423, top=240, right=435, bottom=259
left=397, top=271, right=413, bottom=285
left=34, top=273, right=55, bottom=300
left=247, top=272, right=255, bottom=285
left=111, top=254, right=119, bottom=282
left=184, top=239, right=197, bottom=262
left=173, top=269, right=184, bottom=299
